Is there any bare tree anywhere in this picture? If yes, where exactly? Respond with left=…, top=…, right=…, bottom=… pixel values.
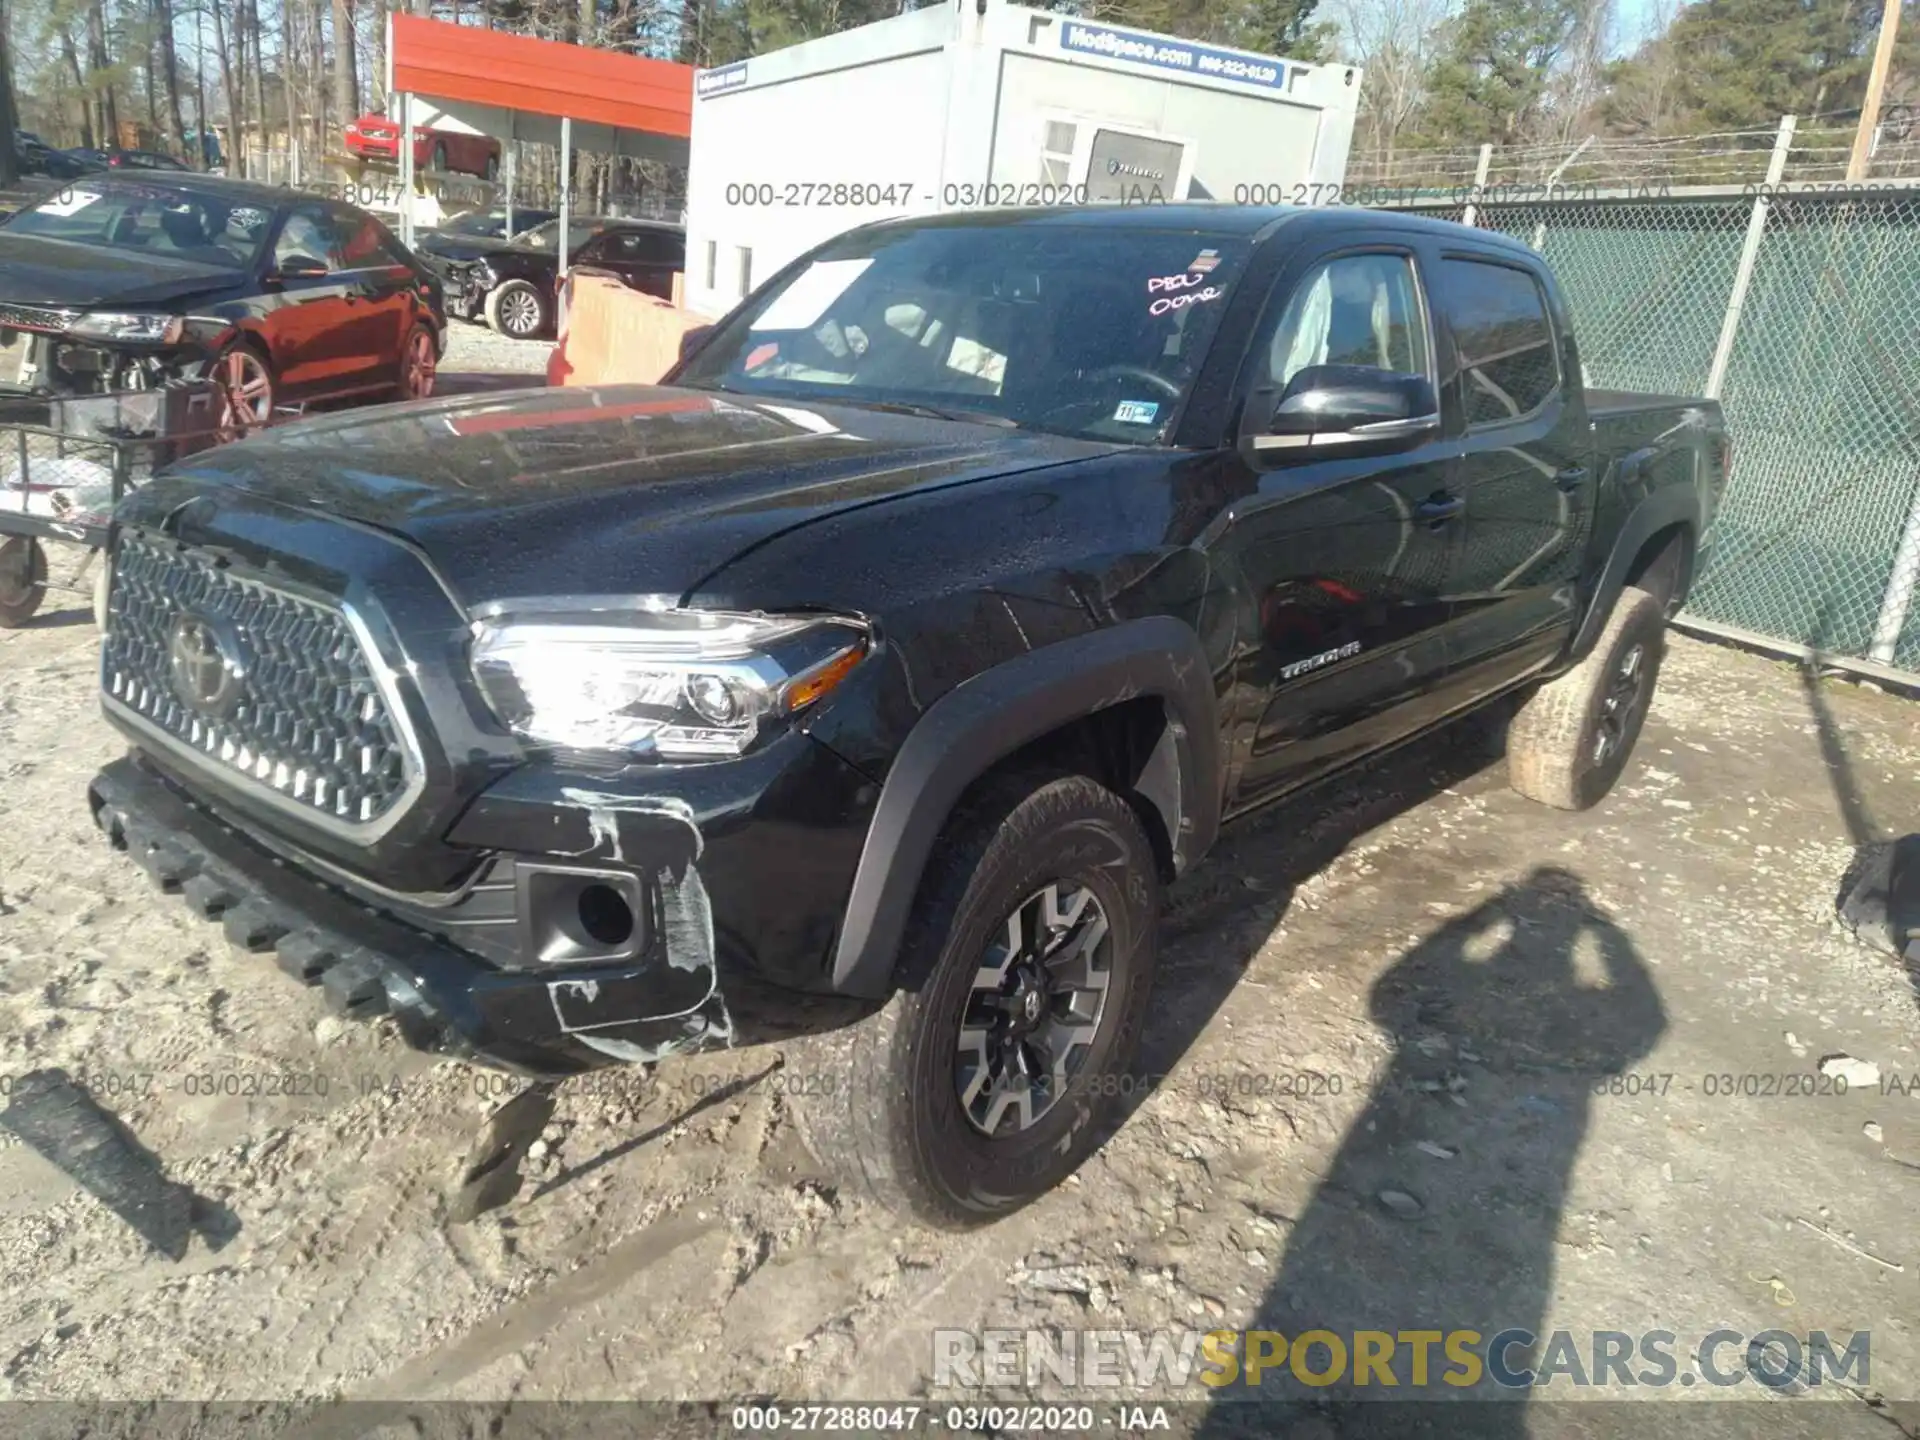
left=1339, top=0, right=1451, bottom=182
left=331, top=0, right=358, bottom=122
left=87, top=0, right=117, bottom=145
left=154, top=0, right=188, bottom=152
left=0, top=0, right=19, bottom=186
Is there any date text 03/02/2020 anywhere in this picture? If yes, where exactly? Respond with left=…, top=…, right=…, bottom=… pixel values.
left=720, top=181, right=1177, bottom=208
left=729, top=1404, right=1174, bottom=1432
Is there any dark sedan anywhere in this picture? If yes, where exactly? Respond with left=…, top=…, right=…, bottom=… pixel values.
left=442, top=216, right=684, bottom=339
left=0, top=175, right=446, bottom=438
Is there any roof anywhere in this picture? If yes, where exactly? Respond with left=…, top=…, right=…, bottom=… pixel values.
left=390, top=15, right=693, bottom=139
left=58, top=172, right=300, bottom=207
left=851, top=201, right=1529, bottom=255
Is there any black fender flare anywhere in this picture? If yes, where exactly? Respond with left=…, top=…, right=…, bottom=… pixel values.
left=829, top=616, right=1223, bottom=999
left=1569, top=482, right=1701, bottom=663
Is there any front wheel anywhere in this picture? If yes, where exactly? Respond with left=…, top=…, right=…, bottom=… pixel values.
left=1507, top=585, right=1666, bottom=810
left=394, top=322, right=437, bottom=400
left=785, top=771, right=1160, bottom=1228
left=486, top=279, right=549, bottom=340
left=211, top=341, right=275, bottom=442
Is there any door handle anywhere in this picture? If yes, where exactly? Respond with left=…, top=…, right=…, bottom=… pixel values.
left=1556, top=465, right=1589, bottom=491
left=1416, top=493, right=1465, bottom=527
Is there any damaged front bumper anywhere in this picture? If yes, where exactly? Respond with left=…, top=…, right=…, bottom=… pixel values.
left=89, top=751, right=873, bottom=1077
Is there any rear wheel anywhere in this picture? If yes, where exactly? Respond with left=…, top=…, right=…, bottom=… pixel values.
left=1507, top=585, right=1666, bottom=811
left=785, top=771, right=1160, bottom=1228
left=211, top=341, right=274, bottom=442
left=0, top=537, right=47, bottom=628
left=394, top=323, right=437, bottom=401
left=486, top=279, right=548, bottom=340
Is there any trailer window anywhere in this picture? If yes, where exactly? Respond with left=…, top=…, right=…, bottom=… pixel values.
left=676, top=222, right=1249, bottom=443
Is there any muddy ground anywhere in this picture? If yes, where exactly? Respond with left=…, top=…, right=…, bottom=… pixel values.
left=2, top=339, right=1918, bottom=1435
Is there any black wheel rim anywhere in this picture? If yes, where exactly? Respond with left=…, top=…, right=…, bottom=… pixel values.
left=1594, top=640, right=1649, bottom=767
left=955, top=881, right=1113, bottom=1137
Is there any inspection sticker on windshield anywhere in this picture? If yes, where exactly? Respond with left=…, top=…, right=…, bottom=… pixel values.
left=37, top=188, right=102, bottom=217
left=1114, top=400, right=1160, bottom=425
left=1189, top=248, right=1221, bottom=274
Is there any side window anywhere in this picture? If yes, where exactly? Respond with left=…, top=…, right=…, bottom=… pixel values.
left=1437, top=258, right=1561, bottom=425
left=272, top=207, right=337, bottom=271
left=1265, top=253, right=1430, bottom=390
left=328, top=206, right=393, bottom=268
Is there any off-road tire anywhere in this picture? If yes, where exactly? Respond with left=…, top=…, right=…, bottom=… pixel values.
left=1507, top=584, right=1666, bottom=811
left=786, top=770, right=1160, bottom=1229
left=486, top=279, right=548, bottom=339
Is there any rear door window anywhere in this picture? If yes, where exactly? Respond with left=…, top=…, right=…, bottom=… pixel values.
left=1437, top=258, right=1561, bottom=426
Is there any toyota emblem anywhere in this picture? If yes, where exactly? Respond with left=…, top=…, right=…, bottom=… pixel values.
left=168, top=612, right=247, bottom=717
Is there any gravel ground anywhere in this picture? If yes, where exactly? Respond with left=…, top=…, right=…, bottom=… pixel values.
left=437, top=316, right=554, bottom=386
left=2, top=362, right=1919, bottom=1432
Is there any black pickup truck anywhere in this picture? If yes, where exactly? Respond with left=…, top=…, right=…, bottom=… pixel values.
left=89, top=205, right=1727, bottom=1226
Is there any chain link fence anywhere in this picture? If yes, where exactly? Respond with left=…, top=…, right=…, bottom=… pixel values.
left=1379, top=184, right=1920, bottom=681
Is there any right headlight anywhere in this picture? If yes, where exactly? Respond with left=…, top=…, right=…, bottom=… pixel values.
left=471, top=606, right=869, bottom=759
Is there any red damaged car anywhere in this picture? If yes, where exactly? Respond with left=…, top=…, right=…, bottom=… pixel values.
left=344, top=113, right=500, bottom=180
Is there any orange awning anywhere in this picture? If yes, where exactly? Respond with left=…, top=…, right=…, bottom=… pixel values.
left=389, top=15, right=693, bottom=139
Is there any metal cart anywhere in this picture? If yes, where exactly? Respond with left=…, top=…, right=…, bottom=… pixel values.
left=0, top=381, right=222, bottom=628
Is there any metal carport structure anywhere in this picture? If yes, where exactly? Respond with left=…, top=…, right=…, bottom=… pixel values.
left=385, top=14, right=694, bottom=267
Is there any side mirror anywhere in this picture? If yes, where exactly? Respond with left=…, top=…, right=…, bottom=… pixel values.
left=1244, top=364, right=1439, bottom=454
left=270, top=255, right=329, bottom=281
left=678, top=323, right=715, bottom=365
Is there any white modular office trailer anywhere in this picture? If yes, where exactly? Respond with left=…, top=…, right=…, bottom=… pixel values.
left=682, top=0, right=1361, bottom=317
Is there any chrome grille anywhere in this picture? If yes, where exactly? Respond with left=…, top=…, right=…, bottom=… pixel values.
left=0, top=303, right=77, bottom=333
left=103, top=535, right=415, bottom=829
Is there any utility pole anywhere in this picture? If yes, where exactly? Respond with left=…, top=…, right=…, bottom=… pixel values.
left=1847, top=0, right=1904, bottom=180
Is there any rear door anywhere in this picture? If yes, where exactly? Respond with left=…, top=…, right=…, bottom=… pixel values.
left=1211, top=246, right=1462, bottom=803
left=1431, top=252, right=1596, bottom=690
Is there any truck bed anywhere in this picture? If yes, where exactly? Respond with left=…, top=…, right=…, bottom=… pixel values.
left=1585, top=387, right=1708, bottom=418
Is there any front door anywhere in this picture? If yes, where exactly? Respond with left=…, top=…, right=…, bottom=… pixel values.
left=1430, top=253, right=1596, bottom=691
left=575, top=228, right=684, bottom=301
left=260, top=204, right=358, bottom=395
left=1210, top=248, right=1462, bottom=804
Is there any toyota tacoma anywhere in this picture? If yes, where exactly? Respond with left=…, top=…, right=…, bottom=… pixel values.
left=88, top=205, right=1727, bottom=1226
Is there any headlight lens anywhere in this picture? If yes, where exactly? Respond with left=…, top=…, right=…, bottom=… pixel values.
left=471, top=607, right=869, bottom=758
left=67, top=312, right=184, bottom=344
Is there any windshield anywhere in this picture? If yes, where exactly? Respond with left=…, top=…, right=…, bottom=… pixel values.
left=441, top=210, right=506, bottom=238
left=513, top=218, right=599, bottom=251
left=4, top=184, right=267, bottom=268
left=675, top=222, right=1247, bottom=443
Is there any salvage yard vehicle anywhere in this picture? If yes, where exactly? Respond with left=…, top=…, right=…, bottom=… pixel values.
left=0, top=174, right=447, bottom=428
left=86, top=205, right=1727, bottom=1227
left=438, top=216, right=685, bottom=338
left=344, top=113, right=502, bottom=181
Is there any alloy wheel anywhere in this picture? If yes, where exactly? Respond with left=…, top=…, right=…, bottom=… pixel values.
left=500, top=288, right=541, bottom=337
left=1594, top=640, right=1648, bottom=766
left=955, top=881, right=1113, bottom=1137
left=403, top=329, right=437, bottom=399
left=214, top=348, right=273, bottom=442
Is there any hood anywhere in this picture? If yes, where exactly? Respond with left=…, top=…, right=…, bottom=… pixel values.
left=418, top=234, right=547, bottom=265
left=0, top=233, right=240, bottom=309
left=132, top=384, right=1119, bottom=608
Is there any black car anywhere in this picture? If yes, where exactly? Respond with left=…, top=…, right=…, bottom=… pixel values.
left=0, top=174, right=445, bottom=434
left=103, top=148, right=190, bottom=172
left=423, top=206, right=559, bottom=246
left=439, top=216, right=684, bottom=339
left=90, top=205, right=1726, bottom=1227
left=14, top=132, right=94, bottom=181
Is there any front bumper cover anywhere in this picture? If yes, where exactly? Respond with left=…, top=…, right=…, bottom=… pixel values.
left=88, top=754, right=739, bottom=1077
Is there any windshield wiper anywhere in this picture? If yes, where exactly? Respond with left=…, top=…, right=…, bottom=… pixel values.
left=835, top=398, right=1021, bottom=429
